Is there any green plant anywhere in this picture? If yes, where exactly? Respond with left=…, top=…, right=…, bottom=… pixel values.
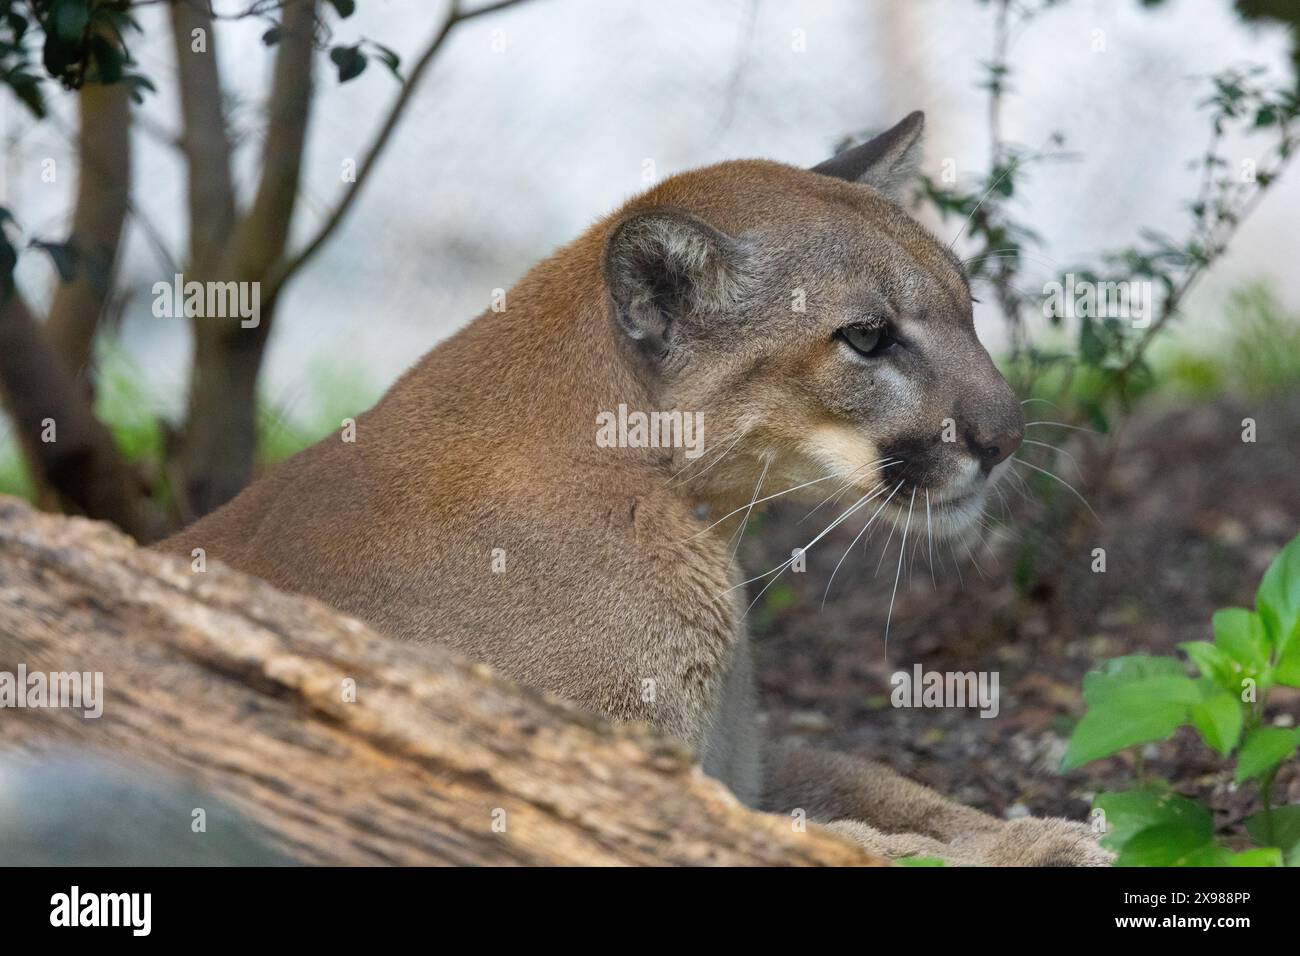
left=1063, top=531, right=1300, bottom=866
left=894, top=1, right=1300, bottom=599
left=0, top=342, right=376, bottom=520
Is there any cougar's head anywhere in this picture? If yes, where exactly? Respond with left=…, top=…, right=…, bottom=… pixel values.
left=601, top=112, right=1023, bottom=540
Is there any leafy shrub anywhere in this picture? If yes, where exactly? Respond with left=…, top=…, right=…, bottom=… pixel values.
left=1063, top=532, right=1300, bottom=865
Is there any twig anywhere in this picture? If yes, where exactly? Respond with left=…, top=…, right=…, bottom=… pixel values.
left=264, top=0, right=536, bottom=298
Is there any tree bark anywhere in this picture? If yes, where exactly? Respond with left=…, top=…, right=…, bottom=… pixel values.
left=45, top=81, right=132, bottom=380
left=0, top=497, right=880, bottom=867
left=176, top=0, right=317, bottom=519
left=169, top=0, right=236, bottom=270
left=0, top=298, right=163, bottom=541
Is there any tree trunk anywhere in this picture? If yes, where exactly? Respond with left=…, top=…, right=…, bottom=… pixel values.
left=174, top=313, right=271, bottom=523
left=45, top=81, right=132, bottom=380
left=176, top=0, right=318, bottom=519
left=0, top=299, right=163, bottom=541
left=0, top=497, right=879, bottom=867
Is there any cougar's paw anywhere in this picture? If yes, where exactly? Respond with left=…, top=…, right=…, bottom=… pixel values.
left=954, top=817, right=1114, bottom=867
left=823, top=820, right=986, bottom=867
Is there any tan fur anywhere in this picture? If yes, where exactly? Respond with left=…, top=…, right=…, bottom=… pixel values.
left=163, top=118, right=1110, bottom=865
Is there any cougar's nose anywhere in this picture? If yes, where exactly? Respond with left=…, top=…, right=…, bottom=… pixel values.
left=967, top=414, right=1023, bottom=471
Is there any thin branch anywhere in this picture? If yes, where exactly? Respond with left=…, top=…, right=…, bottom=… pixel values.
left=169, top=0, right=238, bottom=270
left=1114, top=149, right=1298, bottom=382
left=265, top=0, right=535, bottom=298
left=226, top=0, right=318, bottom=282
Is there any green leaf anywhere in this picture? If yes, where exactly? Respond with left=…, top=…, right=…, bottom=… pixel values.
left=1083, top=672, right=1201, bottom=710
left=1081, top=655, right=1189, bottom=704
left=1062, top=698, right=1188, bottom=770
left=51, top=0, right=90, bottom=44
left=329, top=44, right=367, bottom=83
left=89, top=35, right=123, bottom=84
left=894, top=856, right=946, bottom=867
left=1094, top=789, right=1211, bottom=851
left=1212, top=608, right=1268, bottom=669
left=0, top=232, right=18, bottom=302
left=368, top=42, right=402, bottom=79
left=1228, top=848, right=1283, bottom=866
left=1234, top=726, right=1300, bottom=784
left=1244, top=805, right=1300, bottom=851
left=1257, top=532, right=1300, bottom=656
left=1276, top=639, right=1300, bottom=688
left=1115, top=823, right=1228, bottom=867
left=1079, top=320, right=1105, bottom=364
left=42, top=33, right=78, bottom=79
left=8, top=12, right=29, bottom=42
left=7, top=73, right=45, bottom=119
left=1064, top=659, right=1202, bottom=769
left=1189, top=687, right=1243, bottom=756
left=327, top=0, right=358, bottom=17
left=120, top=73, right=155, bottom=106
left=1180, top=640, right=1232, bottom=687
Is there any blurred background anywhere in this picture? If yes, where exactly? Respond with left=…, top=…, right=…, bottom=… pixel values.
left=3, top=1, right=1298, bottom=470
left=0, top=0, right=1297, bottom=832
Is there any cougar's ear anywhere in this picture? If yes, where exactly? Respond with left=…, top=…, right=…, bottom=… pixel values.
left=602, top=208, right=751, bottom=360
left=811, top=110, right=925, bottom=199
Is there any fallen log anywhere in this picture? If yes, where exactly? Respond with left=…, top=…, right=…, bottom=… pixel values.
left=0, top=496, right=879, bottom=866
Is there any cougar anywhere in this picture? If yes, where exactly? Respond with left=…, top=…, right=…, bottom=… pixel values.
left=165, top=112, right=1110, bottom=866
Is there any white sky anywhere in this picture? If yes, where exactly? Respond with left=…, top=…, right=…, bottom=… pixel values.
left=2, top=0, right=1295, bottom=424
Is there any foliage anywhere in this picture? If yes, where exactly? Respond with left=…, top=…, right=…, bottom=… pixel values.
left=919, top=30, right=1300, bottom=439
left=0, top=344, right=377, bottom=503
left=0, top=0, right=398, bottom=119
left=0, top=0, right=400, bottom=292
left=0, top=0, right=154, bottom=115
left=1160, top=281, right=1300, bottom=399
left=1063, top=532, right=1300, bottom=866
left=900, top=0, right=1300, bottom=594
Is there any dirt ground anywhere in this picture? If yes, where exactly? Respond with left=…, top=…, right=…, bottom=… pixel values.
left=746, top=391, right=1300, bottom=843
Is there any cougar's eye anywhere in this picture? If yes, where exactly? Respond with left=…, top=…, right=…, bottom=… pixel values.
left=838, top=323, right=896, bottom=357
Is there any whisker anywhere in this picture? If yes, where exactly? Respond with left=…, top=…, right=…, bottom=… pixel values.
left=972, top=511, right=1001, bottom=559
left=949, top=157, right=1023, bottom=248
left=1020, top=437, right=1083, bottom=476
left=669, top=425, right=746, bottom=486
left=1006, top=465, right=1033, bottom=502
left=959, top=533, right=990, bottom=580
left=883, top=488, right=917, bottom=651
left=686, top=469, right=850, bottom=541
left=728, top=454, right=771, bottom=562
left=961, top=249, right=1063, bottom=272
left=1012, top=456, right=1099, bottom=521
left=924, top=488, right=937, bottom=588
left=1023, top=420, right=1101, bottom=437
left=992, top=484, right=1011, bottom=521
left=820, top=481, right=895, bottom=607
left=798, top=458, right=899, bottom=523
left=724, top=486, right=879, bottom=603
left=873, top=496, right=902, bottom=577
